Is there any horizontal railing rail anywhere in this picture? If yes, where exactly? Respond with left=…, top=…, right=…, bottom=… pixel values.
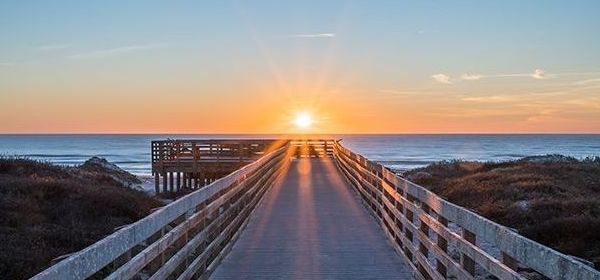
left=334, top=141, right=600, bottom=280
left=32, top=144, right=291, bottom=280
left=289, top=139, right=336, bottom=158
left=151, top=139, right=284, bottom=166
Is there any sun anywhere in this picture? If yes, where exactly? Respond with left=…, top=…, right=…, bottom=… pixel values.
left=294, top=112, right=313, bottom=129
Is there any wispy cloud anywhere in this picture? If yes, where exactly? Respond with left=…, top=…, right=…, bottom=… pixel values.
left=573, top=78, right=600, bottom=86
left=531, top=69, right=547, bottom=80
left=431, top=73, right=452, bottom=84
left=435, top=69, right=600, bottom=84
left=461, top=95, right=520, bottom=102
left=68, top=43, right=173, bottom=60
left=39, top=44, right=71, bottom=51
left=460, top=73, right=483, bottom=81
left=290, top=33, right=336, bottom=38
left=379, top=89, right=419, bottom=95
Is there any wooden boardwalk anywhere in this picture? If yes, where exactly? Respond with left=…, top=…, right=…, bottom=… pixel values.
left=211, top=158, right=411, bottom=280
left=33, top=140, right=600, bottom=280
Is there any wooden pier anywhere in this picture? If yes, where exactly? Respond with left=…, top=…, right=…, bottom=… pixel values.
left=33, top=139, right=600, bottom=280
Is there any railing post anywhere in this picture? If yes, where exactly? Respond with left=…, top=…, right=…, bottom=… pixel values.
left=462, top=229, right=476, bottom=275
left=169, top=172, right=174, bottom=192
left=436, top=216, right=448, bottom=277
left=162, top=172, right=168, bottom=193
left=502, top=252, right=518, bottom=271
left=154, top=172, right=160, bottom=194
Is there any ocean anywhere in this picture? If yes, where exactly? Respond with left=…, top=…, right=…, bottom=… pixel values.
left=0, top=134, right=599, bottom=175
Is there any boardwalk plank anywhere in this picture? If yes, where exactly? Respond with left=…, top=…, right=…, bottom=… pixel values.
left=211, top=158, right=411, bottom=280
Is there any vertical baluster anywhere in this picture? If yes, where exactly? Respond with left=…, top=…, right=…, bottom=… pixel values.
left=436, top=216, right=448, bottom=277
left=462, top=229, right=476, bottom=275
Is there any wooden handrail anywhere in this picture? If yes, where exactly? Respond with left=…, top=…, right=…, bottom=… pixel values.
left=333, top=141, right=600, bottom=280
left=31, top=144, right=291, bottom=280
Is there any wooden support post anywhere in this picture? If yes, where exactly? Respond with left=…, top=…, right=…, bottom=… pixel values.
left=169, top=172, right=174, bottom=192
left=182, top=172, right=187, bottom=188
left=462, top=229, right=476, bottom=275
left=162, top=173, right=167, bottom=193
left=154, top=172, right=159, bottom=194
left=176, top=172, right=181, bottom=191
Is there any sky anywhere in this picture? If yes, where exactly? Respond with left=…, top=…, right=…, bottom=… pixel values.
left=1, top=1, right=599, bottom=134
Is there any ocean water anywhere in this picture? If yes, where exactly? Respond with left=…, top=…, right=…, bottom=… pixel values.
left=0, top=134, right=599, bottom=175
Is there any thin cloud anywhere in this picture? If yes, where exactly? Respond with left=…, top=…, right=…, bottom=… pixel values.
left=573, top=78, right=600, bottom=86
left=68, top=43, right=173, bottom=60
left=462, top=95, right=519, bottom=102
left=379, top=89, right=419, bottom=95
left=452, top=69, right=600, bottom=83
left=460, top=73, right=483, bottom=81
left=531, top=69, right=547, bottom=80
left=290, top=33, right=336, bottom=38
left=431, top=73, right=452, bottom=84
left=39, top=44, right=71, bottom=51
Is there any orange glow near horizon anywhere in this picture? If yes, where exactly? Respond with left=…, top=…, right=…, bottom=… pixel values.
left=1, top=84, right=599, bottom=134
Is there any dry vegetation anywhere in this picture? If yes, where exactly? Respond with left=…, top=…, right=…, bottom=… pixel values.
left=406, top=155, right=600, bottom=268
left=0, top=158, right=162, bottom=279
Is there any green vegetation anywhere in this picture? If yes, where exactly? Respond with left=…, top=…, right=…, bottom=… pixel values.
left=406, top=155, right=600, bottom=268
left=0, top=158, right=162, bottom=279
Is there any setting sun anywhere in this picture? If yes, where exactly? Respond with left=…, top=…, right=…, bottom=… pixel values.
left=294, top=113, right=313, bottom=129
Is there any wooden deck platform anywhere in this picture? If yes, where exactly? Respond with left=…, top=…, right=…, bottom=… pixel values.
left=210, top=158, right=411, bottom=279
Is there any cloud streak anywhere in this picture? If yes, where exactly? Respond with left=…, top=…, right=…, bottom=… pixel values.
left=39, top=44, right=71, bottom=51
left=431, top=73, right=452, bottom=84
left=68, top=43, right=173, bottom=60
left=290, top=33, right=336, bottom=38
left=433, top=69, right=600, bottom=84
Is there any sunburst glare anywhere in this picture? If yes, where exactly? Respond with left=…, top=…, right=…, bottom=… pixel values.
left=294, top=112, right=313, bottom=129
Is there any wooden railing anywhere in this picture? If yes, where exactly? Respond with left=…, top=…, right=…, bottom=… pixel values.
left=151, top=139, right=287, bottom=194
left=32, top=144, right=291, bottom=280
left=151, top=139, right=283, bottom=170
left=289, top=139, right=335, bottom=158
left=334, top=141, right=600, bottom=280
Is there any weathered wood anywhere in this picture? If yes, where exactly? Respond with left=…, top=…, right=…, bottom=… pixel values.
left=31, top=145, right=288, bottom=280
left=335, top=142, right=600, bottom=280
left=211, top=159, right=411, bottom=280
left=151, top=140, right=288, bottom=194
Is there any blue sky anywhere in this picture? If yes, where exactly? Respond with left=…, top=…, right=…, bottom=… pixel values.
left=1, top=1, right=599, bottom=133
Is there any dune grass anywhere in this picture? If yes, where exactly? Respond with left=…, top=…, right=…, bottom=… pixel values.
left=0, top=158, right=162, bottom=279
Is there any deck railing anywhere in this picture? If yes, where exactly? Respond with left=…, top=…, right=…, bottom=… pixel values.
left=151, top=139, right=287, bottom=194
left=151, top=139, right=283, bottom=170
left=334, top=141, right=600, bottom=280
left=32, top=144, right=291, bottom=280
left=289, top=139, right=335, bottom=158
